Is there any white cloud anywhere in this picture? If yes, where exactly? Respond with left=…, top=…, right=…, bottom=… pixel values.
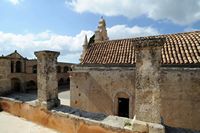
left=108, top=25, right=159, bottom=39
left=7, top=0, right=22, bottom=5
left=0, top=30, right=93, bottom=63
left=66, top=0, right=200, bottom=25
left=0, top=25, right=159, bottom=63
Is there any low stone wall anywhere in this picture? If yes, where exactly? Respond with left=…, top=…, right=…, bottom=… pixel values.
left=0, top=97, right=139, bottom=133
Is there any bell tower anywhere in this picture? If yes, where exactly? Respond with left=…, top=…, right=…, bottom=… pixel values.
left=94, top=17, right=109, bottom=42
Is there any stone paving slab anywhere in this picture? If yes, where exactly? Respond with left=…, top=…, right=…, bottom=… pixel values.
left=0, top=111, right=59, bottom=133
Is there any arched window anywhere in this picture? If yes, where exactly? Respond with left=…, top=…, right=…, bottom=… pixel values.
left=57, top=66, right=61, bottom=73
left=11, top=61, right=14, bottom=73
left=16, top=61, right=22, bottom=73
left=63, top=66, right=69, bottom=73
left=32, top=65, right=37, bottom=74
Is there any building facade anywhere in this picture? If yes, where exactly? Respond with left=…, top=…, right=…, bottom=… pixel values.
left=0, top=50, right=73, bottom=94
left=71, top=18, right=200, bottom=131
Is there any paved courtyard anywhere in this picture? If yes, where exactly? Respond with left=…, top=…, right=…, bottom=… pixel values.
left=59, top=89, right=70, bottom=106
left=4, top=89, right=70, bottom=106
left=0, top=111, right=58, bottom=133
left=0, top=90, right=70, bottom=133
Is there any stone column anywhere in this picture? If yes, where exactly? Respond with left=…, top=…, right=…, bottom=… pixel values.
left=34, top=50, right=60, bottom=110
left=134, top=37, right=165, bottom=124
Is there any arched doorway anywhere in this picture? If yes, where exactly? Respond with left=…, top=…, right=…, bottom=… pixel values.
left=16, top=61, right=22, bottom=73
left=58, top=78, right=64, bottom=87
left=114, top=91, right=131, bottom=118
left=118, top=98, right=129, bottom=117
left=26, top=80, right=37, bottom=90
left=11, top=78, right=21, bottom=92
left=66, top=77, right=70, bottom=89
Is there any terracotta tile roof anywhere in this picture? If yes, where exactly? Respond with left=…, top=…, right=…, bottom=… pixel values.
left=81, top=31, right=200, bottom=65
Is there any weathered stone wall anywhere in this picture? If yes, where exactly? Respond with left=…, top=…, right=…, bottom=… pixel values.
left=26, top=60, right=37, bottom=74
left=0, top=98, right=140, bottom=133
left=134, top=39, right=163, bottom=124
left=160, top=67, right=200, bottom=130
left=70, top=66, right=135, bottom=118
left=71, top=66, right=200, bottom=130
left=0, top=58, right=11, bottom=95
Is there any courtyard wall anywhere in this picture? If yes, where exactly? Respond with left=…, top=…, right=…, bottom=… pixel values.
left=71, top=65, right=200, bottom=130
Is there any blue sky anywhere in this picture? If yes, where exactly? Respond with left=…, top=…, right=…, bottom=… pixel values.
left=0, top=0, right=200, bottom=63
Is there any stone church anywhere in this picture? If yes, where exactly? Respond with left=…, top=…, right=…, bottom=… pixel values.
left=0, top=50, right=73, bottom=94
left=70, top=18, right=200, bottom=131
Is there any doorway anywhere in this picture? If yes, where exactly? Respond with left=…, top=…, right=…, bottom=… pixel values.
left=11, top=78, right=21, bottom=92
left=118, top=98, right=129, bottom=118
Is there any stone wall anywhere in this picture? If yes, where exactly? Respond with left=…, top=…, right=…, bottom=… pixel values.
left=71, top=66, right=200, bottom=130
left=0, top=98, right=139, bottom=133
left=0, top=58, right=11, bottom=95
left=70, top=66, right=135, bottom=118
left=160, top=67, right=200, bottom=130
left=134, top=39, right=163, bottom=124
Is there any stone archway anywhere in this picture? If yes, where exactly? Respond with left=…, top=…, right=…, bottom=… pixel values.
left=11, top=78, right=21, bottom=92
left=113, top=91, right=133, bottom=118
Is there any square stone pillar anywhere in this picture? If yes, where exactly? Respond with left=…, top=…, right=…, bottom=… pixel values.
left=34, top=50, right=60, bottom=110
left=134, top=37, right=165, bottom=124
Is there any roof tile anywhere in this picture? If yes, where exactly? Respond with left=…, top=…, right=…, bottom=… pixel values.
left=82, top=31, right=200, bottom=65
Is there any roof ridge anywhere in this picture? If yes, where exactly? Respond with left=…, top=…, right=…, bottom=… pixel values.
left=92, top=30, right=200, bottom=45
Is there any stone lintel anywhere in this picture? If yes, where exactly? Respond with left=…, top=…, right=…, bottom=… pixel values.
left=134, top=37, right=166, bottom=49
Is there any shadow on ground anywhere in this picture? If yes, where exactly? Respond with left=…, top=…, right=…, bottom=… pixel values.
left=4, top=91, right=37, bottom=102
left=53, top=105, right=107, bottom=121
left=165, top=124, right=200, bottom=133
